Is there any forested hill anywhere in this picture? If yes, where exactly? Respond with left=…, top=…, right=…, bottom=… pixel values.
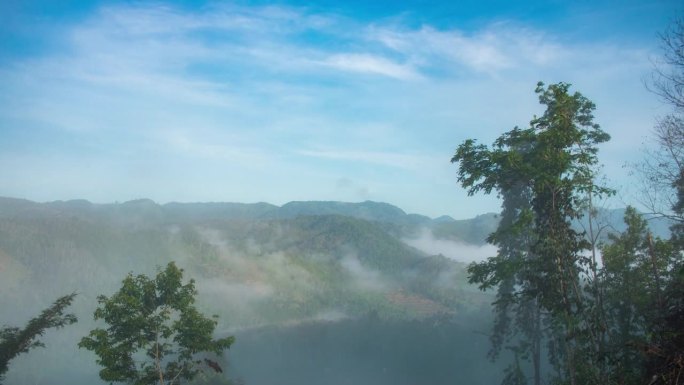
left=0, top=196, right=497, bottom=384
left=0, top=196, right=669, bottom=241
left=0, top=196, right=501, bottom=242
left=0, top=197, right=445, bottom=223
left=0, top=197, right=675, bottom=384
left=0, top=196, right=499, bottom=328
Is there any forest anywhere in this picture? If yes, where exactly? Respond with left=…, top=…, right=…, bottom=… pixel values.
left=1, top=9, right=684, bottom=385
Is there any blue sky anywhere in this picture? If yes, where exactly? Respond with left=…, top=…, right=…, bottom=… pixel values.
left=0, top=0, right=681, bottom=218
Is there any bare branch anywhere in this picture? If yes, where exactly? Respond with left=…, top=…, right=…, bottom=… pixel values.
left=649, top=17, right=684, bottom=111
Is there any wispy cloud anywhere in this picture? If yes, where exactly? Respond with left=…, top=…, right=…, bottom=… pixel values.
left=322, top=53, right=421, bottom=79
left=367, top=23, right=564, bottom=74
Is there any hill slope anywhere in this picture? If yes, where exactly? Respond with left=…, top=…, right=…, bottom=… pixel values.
left=1, top=197, right=670, bottom=385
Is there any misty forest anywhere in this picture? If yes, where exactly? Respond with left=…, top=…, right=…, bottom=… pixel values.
left=2, top=8, right=684, bottom=385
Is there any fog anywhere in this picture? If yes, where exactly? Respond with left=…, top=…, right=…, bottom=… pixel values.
left=340, top=254, right=392, bottom=292
left=402, top=228, right=498, bottom=263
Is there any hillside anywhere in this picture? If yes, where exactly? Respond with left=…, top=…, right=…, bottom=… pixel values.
left=0, top=197, right=671, bottom=385
left=0, top=197, right=499, bottom=384
left=0, top=197, right=670, bottom=323
left=0, top=197, right=490, bottom=323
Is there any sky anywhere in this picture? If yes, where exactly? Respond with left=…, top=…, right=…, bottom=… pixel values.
left=0, top=0, right=681, bottom=219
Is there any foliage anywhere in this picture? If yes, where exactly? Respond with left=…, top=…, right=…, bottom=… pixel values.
left=79, top=262, right=234, bottom=385
left=453, top=81, right=612, bottom=385
left=0, top=293, right=77, bottom=383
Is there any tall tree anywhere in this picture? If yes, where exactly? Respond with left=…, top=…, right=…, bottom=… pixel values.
left=457, top=128, right=544, bottom=385
left=452, top=82, right=611, bottom=385
left=0, top=293, right=77, bottom=383
left=79, top=262, right=234, bottom=385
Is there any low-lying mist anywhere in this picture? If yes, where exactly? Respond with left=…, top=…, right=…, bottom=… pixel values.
left=402, top=228, right=498, bottom=263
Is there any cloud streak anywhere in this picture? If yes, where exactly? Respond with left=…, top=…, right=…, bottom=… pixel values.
left=322, top=53, right=421, bottom=80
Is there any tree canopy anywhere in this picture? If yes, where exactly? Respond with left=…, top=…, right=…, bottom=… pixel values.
left=79, top=262, right=234, bottom=385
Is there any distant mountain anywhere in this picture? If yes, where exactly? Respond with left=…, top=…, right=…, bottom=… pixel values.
left=164, top=201, right=279, bottom=221
left=275, top=200, right=428, bottom=222
left=0, top=197, right=489, bottom=241
left=0, top=197, right=672, bottom=250
left=1, top=198, right=428, bottom=221
left=431, top=213, right=499, bottom=246
left=433, top=215, right=457, bottom=223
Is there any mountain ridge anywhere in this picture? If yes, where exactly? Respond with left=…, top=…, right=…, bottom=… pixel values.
left=0, top=196, right=674, bottom=243
left=0, top=196, right=477, bottom=221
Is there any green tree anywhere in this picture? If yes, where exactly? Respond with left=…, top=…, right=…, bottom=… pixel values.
left=457, top=133, right=544, bottom=385
left=79, top=262, right=234, bottom=385
left=599, top=207, right=678, bottom=384
left=452, top=82, right=611, bottom=385
left=0, top=293, right=77, bottom=383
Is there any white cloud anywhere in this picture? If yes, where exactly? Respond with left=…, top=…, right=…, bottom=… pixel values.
left=322, top=53, right=421, bottom=80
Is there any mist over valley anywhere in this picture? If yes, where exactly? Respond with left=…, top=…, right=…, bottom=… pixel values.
left=0, top=197, right=502, bottom=384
